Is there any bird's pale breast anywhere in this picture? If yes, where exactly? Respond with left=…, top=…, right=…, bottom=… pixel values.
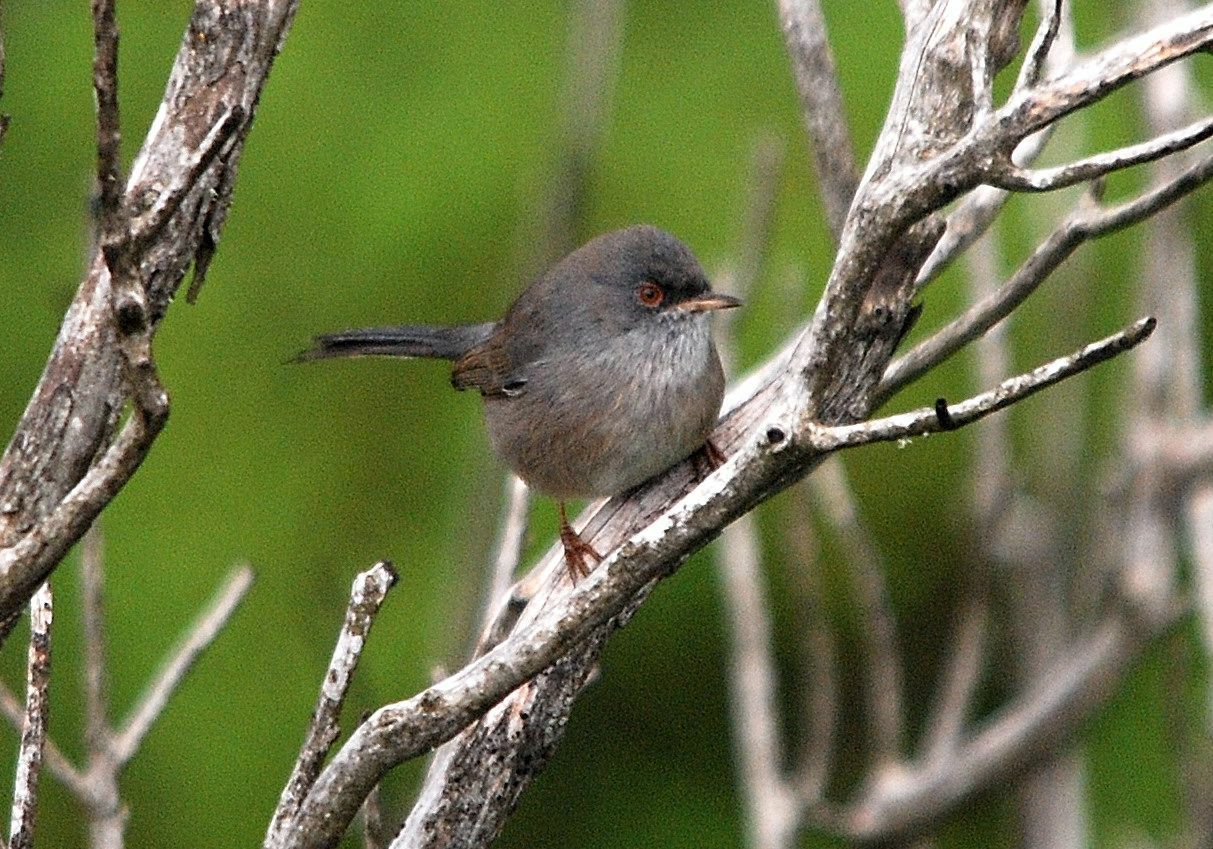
left=482, top=315, right=724, bottom=499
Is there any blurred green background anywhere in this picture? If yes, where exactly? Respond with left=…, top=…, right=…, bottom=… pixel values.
left=0, top=2, right=1209, bottom=847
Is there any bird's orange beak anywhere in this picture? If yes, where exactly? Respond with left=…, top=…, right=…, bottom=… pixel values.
left=677, top=293, right=743, bottom=313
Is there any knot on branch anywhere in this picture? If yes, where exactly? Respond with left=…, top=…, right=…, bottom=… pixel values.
left=113, top=294, right=147, bottom=337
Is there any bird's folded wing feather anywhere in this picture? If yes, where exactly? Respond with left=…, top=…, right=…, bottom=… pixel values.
left=451, top=340, right=519, bottom=396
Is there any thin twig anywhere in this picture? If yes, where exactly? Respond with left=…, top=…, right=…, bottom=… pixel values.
left=265, top=562, right=398, bottom=849
left=991, top=115, right=1213, bottom=192
left=776, top=0, right=858, bottom=240
left=718, top=509, right=798, bottom=849
left=80, top=525, right=110, bottom=770
left=112, top=565, right=254, bottom=765
left=480, top=476, right=530, bottom=634
left=91, top=0, right=122, bottom=233
left=8, top=583, right=52, bottom=849
left=0, top=681, right=89, bottom=804
left=817, top=317, right=1156, bottom=453
left=916, top=0, right=1076, bottom=289
left=1016, top=0, right=1064, bottom=90
left=79, top=523, right=125, bottom=849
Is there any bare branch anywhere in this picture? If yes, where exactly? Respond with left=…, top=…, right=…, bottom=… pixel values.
left=8, top=583, right=52, bottom=849
left=112, top=565, right=253, bottom=765
left=0, top=401, right=167, bottom=623
left=265, top=561, right=398, bottom=849
left=285, top=304, right=1151, bottom=849
left=273, top=7, right=1213, bottom=846
left=898, top=0, right=933, bottom=33
left=995, top=7, right=1213, bottom=141
left=718, top=509, right=799, bottom=849
left=0, top=0, right=304, bottom=622
left=811, top=459, right=903, bottom=770
left=91, top=0, right=122, bottom=231
left=991, top=114, right=1213, bottom=192
left=1016, top=0, right=1064, bottom=91
left=77, top=526, right=113, bottom=780
left=77, top=522, right=126, bottom=849
left=840, top=612, right=1157, bottom=842
left=714, top=139, right=796, bottom=849
left=818, top=317, right=1156, bottom=453
left=881, top=151, right=1213, bottom=402
left=0, top=680, right=89, bottom=805
left=776, top=0, right=858, bottom=240
left=916, top=0, right=1077, bottom=290
left=480, top=476, right=530, bottom=633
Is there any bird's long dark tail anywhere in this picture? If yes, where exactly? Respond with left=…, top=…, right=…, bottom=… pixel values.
left=292, top=322, right=497, bottom=362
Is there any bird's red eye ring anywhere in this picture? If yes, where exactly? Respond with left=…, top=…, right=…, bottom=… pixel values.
left=637, top=282, right=664, bottom=307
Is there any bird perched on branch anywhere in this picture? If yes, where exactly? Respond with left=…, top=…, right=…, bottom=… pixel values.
left=296, top=225, right=740, bottom=581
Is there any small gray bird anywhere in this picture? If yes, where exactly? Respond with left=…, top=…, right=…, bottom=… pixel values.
left=296, top=225, right=740, bottom=580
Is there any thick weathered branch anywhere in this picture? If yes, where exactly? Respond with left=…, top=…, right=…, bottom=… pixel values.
left=265, top=562, right=398, bottom=849
left=916, top=0, right=1076, bottom=289
left=0, top=0, right=302, bottom=621
left=283, top=313, right=1152, bottom=849
left=7, top=584, right=52, bottom=849
left=806, top=2, right=1213, bottom=414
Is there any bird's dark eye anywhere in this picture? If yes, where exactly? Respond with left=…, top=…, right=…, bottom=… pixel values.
left=637, top=282, right=664, bottom=308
